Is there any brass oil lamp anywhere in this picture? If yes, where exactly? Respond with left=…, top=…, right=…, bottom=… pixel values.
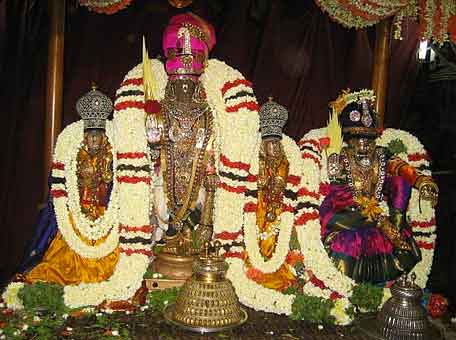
left=164, top=241, right=248, bottom=333
left=357, top=273, right=443, bottom=340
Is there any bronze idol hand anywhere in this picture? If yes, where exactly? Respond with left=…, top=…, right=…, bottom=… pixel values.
left=419, top=181, right=439, bottom=208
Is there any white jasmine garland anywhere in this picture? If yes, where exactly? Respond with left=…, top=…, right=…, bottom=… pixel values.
left=226, top=257, right=294, bottom=315
left=244, top=207, right=295, bottom=274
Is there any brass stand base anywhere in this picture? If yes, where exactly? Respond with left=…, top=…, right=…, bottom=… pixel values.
left=145, top=278, right=186, bottom=291
left=164, top=304, right=248, bottom=334
left=152, top=252, right=194, bottom=280
left=356, top=314, right=444, bottom=340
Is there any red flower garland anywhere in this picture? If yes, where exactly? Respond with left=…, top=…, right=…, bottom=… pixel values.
left=120, top=248, right=152, bottom=257
left=117, top=175, right=151, bottom=185
left=120, top=78, right=142, bottom=87
left=119, top=224, right=154, bottom=234
left=226, top=101, right=259, bottom=113
left=114, top=101, right=144, bottom=111
left=295, top=211, right=319, bottom=226
left=52, top=162, right=65, bottom=170
left=219, top=181, right=247, bottom=194
left=50, top=189, right=68, bottom=198
left=221, top=79, right=253, bottom=96
left=220, top=154, right=251, bottom=172
left=117, top=152, right=147, bottom=160
left=215, top=230, right=243, bottom=240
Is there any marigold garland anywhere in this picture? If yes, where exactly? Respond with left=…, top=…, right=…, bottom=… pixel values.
left=315, top=0, right=456, bottom=45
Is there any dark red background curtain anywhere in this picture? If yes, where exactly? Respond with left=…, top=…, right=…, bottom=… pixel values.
left=0, top=0, right=425, bottom=287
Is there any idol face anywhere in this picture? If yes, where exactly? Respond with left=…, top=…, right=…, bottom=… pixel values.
left=85, top=129, right=105, bottom=154
left=348, top=136, right=376, bottom=156
left=262, top=138, right=283, bottom=160
left=173, top=78, right=198, bottom=102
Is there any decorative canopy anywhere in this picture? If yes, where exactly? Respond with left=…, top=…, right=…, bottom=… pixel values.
left=315, top=0, right=456, bottom=45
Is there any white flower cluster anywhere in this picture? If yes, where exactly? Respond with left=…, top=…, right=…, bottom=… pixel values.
left=2, top=282, right=25, bottom=310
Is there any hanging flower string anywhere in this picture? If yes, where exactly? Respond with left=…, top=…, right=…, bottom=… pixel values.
left=315, top=0, right=456, bottom=45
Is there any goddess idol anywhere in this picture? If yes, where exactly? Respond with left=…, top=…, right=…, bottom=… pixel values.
left=14, top=87, right=120, bottom=288
left=319, top=89, right=438, bottom=283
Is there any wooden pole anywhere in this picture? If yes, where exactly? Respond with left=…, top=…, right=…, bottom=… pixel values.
left=371, top=18, right=393, bottom=129
left=43, top=0, right=65, bottom=202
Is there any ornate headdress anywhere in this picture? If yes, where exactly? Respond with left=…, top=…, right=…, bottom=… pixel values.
left=76, top=86, right=113, bottom=130
left=259, top=98, right=288, bottom=140
left=162, top=13, right=216, bottom=77
left=329, top=89, right=379, bottom=138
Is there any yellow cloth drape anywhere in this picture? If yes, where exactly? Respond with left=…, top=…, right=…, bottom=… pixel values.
left=25, top=231, right=119, bottom=285
left=246, top=157, right=296, bottom=291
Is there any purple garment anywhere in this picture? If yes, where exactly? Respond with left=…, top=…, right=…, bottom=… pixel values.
left=330, top=226, right=394, bottom=259
left=383, top=175, right=412, bottom=211
left=319, top=184, right=354, bottom=237
left=319, top=174, right=411, bottom=259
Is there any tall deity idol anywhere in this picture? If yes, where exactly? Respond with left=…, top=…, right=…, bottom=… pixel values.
left=145, top=14, right=217, bottom=258
left=320, top=89, right=438, bottom=283
left=143, top=14, right=219, bottom=277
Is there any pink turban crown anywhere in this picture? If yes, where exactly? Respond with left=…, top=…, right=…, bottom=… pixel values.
left=162, top=13, right=216, bottom=77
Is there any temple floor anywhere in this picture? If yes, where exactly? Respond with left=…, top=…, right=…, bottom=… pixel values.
left=2, top=305, right=456, bottom=340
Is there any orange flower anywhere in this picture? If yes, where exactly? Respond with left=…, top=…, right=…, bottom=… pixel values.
left=285, top=251, right=304, bottom=266
left=246, top=267, right=266, bottom=282
left=70, top=310, right=87, bottom=318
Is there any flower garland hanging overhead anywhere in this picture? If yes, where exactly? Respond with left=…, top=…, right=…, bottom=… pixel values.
left=314, top=0, right=456, bottom=45
left=79, top=0, right=133, bottom=15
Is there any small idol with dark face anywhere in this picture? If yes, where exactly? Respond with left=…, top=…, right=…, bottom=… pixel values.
left=85, top=129, right=106, bottom=155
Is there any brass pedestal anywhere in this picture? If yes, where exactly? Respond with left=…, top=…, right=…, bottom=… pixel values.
left=152, top=252, right=195, bottom=280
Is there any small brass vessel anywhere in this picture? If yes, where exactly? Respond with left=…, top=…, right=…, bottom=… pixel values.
left=164, top=241, right=248, bottom=333
left=357, top=273, right=443, bottom=340
left=153, top=229, right=199, bottom=280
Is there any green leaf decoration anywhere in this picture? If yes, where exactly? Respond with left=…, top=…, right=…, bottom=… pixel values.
left=387, top=139, right=407, bottom=156
left=291, top=293, right=336, bottom=324
left=18, top=282, right=67, bottom=314
left=147, top=287, right=180, bottom=312
left=349, top=283, right=383, bottom=312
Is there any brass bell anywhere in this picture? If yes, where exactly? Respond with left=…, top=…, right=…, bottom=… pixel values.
left=164, top=241, right=248, bottom=333
left=357, top=273, right=443, bottom=340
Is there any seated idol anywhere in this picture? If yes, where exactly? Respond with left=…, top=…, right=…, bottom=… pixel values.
left=320, top=89, right=438, bottom=283
left=20, top=87, right=119, bottom=286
